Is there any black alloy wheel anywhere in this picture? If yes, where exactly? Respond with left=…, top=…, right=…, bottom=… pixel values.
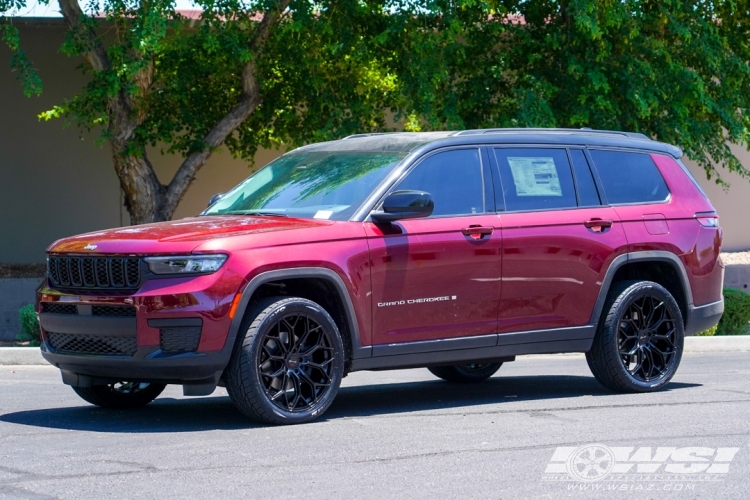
left=587, top=280, right=684, bottom=392
left=258, top=313, right=335, bottom=412
left=428, top=362, right=503, bottom=383
left=617, top=294, right=678, bottom=382
left=226, top=296, right=345, bottom=425
left=72, top=381, right=166, bottom=408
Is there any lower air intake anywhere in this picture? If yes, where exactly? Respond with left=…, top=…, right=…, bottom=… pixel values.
left=48, top=332, right=137, bottom=356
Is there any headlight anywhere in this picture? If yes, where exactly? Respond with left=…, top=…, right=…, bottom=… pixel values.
left=144, top=255, right=228, bottom=275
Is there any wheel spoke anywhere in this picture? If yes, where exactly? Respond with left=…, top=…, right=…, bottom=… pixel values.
left=288, top=372, right=302, bottom=410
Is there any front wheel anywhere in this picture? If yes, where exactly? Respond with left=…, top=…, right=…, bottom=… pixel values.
left=428, top=362, right=503, bottom=383
left=72, top=382, right=166, bottom=409
left=225, top=296, right=345, bottom=425
left=586, top=280, right=684, bottom=392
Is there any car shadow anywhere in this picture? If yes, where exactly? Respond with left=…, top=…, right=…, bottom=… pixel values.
left=0, top=375, right=700, bottom=433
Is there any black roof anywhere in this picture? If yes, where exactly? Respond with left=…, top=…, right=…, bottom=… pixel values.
left=301, top=128, right=682, bottom=158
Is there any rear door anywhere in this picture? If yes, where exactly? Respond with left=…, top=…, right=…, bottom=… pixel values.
left=492, top=147, right=628, bottom=333
left=366, top=148, right=503, bottom=345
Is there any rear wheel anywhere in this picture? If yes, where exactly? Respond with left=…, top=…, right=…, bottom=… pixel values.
left=586, top=280, right=684, bottom=392
left=225, top=297, right=345, bottom=425
left=428, top=362, right=503, bottom=383
left=72, top=382, right=165, bottom=409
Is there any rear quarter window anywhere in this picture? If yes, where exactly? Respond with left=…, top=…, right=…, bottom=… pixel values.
left=589, top=150, right=670, bottom=204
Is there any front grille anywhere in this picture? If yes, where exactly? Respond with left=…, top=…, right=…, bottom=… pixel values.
left=41, top=303, right=136, bottom=317
left=48, top=332, right=137, bottom=356
left=93, top=305, right=136, bottom=317
left=42, top=303, right=77, bottom=315
left=160, top=327, right=202, bottom=354
left=48, top=256, right=142, bottom=290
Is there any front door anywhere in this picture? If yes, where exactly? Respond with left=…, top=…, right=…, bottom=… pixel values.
left=367, top=148, right=502, bottom=345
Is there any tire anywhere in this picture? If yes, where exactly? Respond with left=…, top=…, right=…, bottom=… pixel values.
left=225, top=296, right=345, bottom=425
left=428, top=362, right=503, bottom=383
left=72, top=382, right=166, bottom=409
left=586, top=280, right=684, bottom=393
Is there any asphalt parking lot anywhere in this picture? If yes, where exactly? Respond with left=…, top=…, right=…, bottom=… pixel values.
left=1, top=352, right=748, bottom=499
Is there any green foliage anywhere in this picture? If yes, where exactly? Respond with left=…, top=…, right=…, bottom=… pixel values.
left=716, top=288, right=750, bottom=336
left=17, top=304, right=40, bottom=346
left=3, top=0, right=750, bottom=199
left=1, top=24, right=42, bottom=96
left=382, top=0, right=750, bottom=185
left=696, top=325, right=718, bottom=337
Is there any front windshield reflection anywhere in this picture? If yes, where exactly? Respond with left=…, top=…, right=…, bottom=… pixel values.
left=204, top=151, right=406, bottom=221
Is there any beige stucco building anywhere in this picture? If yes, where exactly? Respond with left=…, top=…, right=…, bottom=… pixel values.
left=2, top=21, right=749, bottom=264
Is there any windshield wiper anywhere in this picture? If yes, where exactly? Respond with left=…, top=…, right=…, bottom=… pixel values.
left=219, top=211, right=289, bottom=217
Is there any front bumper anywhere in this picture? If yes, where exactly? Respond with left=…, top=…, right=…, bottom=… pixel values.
left=41, top=342, right=232, bottom=395
left=37, top=267, right=246, bottom=395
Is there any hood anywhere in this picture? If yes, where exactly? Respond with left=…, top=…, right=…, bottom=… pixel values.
left=48, top=216, right=334, bottom=255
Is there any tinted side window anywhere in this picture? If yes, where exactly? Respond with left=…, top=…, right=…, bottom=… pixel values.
left=589, top=150, right=670, bottom=204
left=494, top=148, right=577, bottom=211
left=396, top=149, right=484, bottom=217
left=569, top=149, right=601, bottom=206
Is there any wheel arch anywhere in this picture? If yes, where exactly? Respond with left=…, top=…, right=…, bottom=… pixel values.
left=590, top=251, right=693, bottom=329
left=225, top=268, right=370, bottom=373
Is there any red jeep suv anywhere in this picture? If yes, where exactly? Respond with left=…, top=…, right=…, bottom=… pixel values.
left=38, top=128, right=724, bottom=424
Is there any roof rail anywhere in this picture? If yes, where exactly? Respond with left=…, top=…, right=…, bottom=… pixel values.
left=342, top=133, right=392, bottom=140
left=452, top=128, right=650, bottom=140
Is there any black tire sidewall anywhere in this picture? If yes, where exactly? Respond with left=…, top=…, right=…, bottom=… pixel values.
left=428, top=362, right=502, bottom=383
left=599, top=281, right=684, bottom=392
left=72, top=382, right=166, bottom=409
left=231, top=298, right=345, bottom=424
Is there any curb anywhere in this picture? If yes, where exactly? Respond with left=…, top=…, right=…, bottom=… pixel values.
left=0, top=336, right=748, bottom=366
left=0, top=347, right=48, bottom=365
left=684, top=335, right=750, bottom=352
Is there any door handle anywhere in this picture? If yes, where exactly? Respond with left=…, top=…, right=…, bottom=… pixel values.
left=462, top=225, right=494, bottom=240
left=584, top=218, right=614, bottom=233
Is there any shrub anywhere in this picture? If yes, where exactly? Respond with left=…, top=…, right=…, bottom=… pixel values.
left=17, top=304, right=40, bottom=346
left=696, top=325, right=718, bottom=336
left=716, top=288, right=750, bottom=336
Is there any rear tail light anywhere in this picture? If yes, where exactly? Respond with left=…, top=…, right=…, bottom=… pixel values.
left=695, top=212, right=719, bottom=228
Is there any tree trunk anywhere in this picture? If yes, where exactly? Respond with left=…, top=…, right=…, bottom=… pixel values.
left=58, top=0, right=290, bottom=225
left=111, top=149, right=167, bottom=225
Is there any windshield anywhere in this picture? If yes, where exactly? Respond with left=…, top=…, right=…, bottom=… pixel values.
left=203, top=150, right=406, bottom=221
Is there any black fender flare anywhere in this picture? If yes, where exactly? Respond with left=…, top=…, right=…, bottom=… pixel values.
left=224, top=267, right=371, bottom=361
left=589, top=250, right=694, bottom=329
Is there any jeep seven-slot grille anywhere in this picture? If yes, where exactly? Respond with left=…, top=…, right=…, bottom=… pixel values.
left=48, top=256, right=142, bottom=290
left=47, top=332, right=137, bottom=356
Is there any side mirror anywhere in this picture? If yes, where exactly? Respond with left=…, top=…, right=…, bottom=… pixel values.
left=371, top=190, right=434, bottom=223
left=207, top=192, right=225, bottom=208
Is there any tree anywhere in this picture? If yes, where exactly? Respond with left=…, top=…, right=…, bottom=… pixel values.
left=3, top=0, right=750, bottom=224
left=1, top=0, right=397, bottom=223
left=383, top=0, right=750, bottom=185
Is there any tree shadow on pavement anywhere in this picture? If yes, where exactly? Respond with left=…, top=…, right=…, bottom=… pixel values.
left=0, top=375, right=699, bottom=433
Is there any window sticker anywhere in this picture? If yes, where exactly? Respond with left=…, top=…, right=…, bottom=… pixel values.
left=507, top=157, right=562, bottom=197
left=313, top=210, right=334, bottom=219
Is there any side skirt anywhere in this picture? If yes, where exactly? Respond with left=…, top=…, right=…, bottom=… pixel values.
left=350, top=326, right=594, bottom=371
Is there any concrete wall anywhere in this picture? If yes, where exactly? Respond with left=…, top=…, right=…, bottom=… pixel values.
left=1, top=22, right=749, bottom=264
left=682, top=144, right=750, bottom=252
